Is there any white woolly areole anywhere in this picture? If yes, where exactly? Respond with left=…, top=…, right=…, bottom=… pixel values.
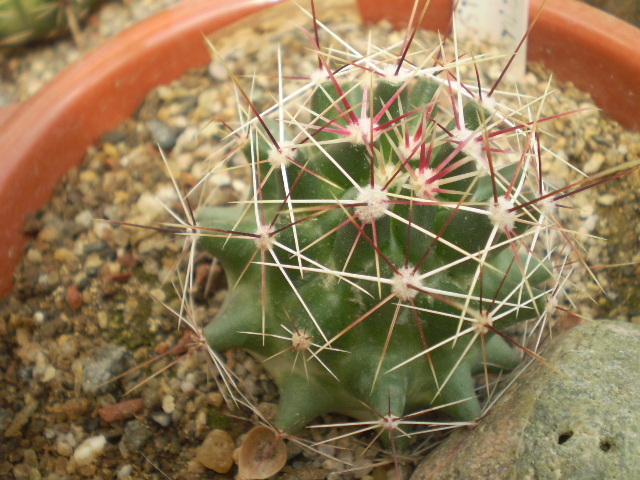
left=380, top=64, right=413, bottom=84
left=488, top=196, right=518, bottom=230
left=545, top=295, right=558, bottom=316
left=310, top=68, right=329, bottom=84
left=479, top=94, right=497, bottom=112
left=355, top=185, right=389, bottom=224
left=391, top=266, right=423, bottom=301
left=410, top=168, right=440, bottom=199
left=539, top=195, right=557, bottom=217
left=267, top=141, right=297, bottom=168
left=475, top=312, right=494, bottom=335
left=399, top=138, right=423, bottom=161
left=291, top=330, right=313, bottom=351
left=452, top=127, right=482, bottom=157
left=380, top=414, right=401, bottom=430
left=253, top=223, right=276, bottom=251
left=347, top=117, right=380, bottom=144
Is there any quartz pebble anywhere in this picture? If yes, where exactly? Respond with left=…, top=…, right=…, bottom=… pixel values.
left=73, top=435, right=107, bottom=466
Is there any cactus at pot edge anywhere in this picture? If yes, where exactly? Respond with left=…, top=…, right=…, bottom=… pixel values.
left=196, top=22, right=562, bottom=445
left=0, top=0, right=98, bottom=46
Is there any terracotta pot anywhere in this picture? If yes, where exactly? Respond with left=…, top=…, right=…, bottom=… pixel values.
left=0, top=0, right=287, bottom=297
left=1, top=0, right=639, bottom=297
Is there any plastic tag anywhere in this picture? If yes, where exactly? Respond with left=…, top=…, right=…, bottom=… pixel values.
left=454, top=0, right=529, bottom=79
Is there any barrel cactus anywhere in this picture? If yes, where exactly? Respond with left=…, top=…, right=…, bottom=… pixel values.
left=193, top=13, right=564, bottom=449
left=0, top=0, right=99, bottom=46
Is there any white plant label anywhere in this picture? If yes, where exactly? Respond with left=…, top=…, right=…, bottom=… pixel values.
left=454, top=0, right=529, bottom=79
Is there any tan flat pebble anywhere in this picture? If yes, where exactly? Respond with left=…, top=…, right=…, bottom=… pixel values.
left=196, top=429, right=235, bottom=473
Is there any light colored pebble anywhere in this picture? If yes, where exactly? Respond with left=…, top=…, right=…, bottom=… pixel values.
left=54, top=247, right=79, bottom=263
left=162, top=394, right=175, bottom=414
left=93, top=221, right=113, bottom=240
left=208, top=59, right=228, bottom=81
left=116, top=464, right=133, bottom=479
left=151, top=412, right=172, bottom=428
left=97, top=311, right=108, bottom=329
left=56, top=432, right=77, bottom=457
left=149, top=288, right=166, bottom=302
left=42, top=365, right=57, bottom=382
left=206, top=392, right=224, bottom=409
left=195, top=410, right=207, bottom=428
left=73, top=435, right=107, bottom=466
left=38, top=225, right=61, bottom=243
left=78, top=170, right=99, bottom=185
left=597, top=193, right=617, bottom=206
left=180, top=378, right=196, bottom=395
left=196, top=429, right=235, bottom=473
left=583, top=152, right=606, bottom=174
left=26, top=248, right=43, bottom=263
left=75, top=210, right=94, bottom=228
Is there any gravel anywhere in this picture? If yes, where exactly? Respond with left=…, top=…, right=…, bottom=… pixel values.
left=1, top=1, right=639, bottom=479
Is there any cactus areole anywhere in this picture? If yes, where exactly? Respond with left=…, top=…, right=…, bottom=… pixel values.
left=198, top=23, right=556, bottom=445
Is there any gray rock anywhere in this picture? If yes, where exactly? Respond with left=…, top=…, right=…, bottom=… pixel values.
left=411, top=321, right=640, bottom=480
left=82, top=344, right=134, bottom=394
left=146, top=118, right=177, bottom=150
left=119, top=419, right=153, bottom=458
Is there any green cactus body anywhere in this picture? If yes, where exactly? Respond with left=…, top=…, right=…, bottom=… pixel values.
left=0, top=0, right=98, bottom=46
left=198, top=31, right=556, bottom=445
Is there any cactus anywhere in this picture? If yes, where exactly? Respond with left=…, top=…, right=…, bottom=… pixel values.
left=122, top=1, right=640, bottom=459
left=192, top=12, right=566, bottom=450
left=0, top=0, right=98, bottom=46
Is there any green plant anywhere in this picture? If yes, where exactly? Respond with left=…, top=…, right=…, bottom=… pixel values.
left=160, top=0, right=636, bottom=462
left=0, top=0, right=98, bottom=46
left=194, top=7, right=561, bottom=448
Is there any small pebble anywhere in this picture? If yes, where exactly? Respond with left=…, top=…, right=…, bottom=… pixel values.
left=146, top=118, right=178, bottom=150
left=196, top=429, right=235, bottom=473
left=93, top=220, right=113, bottom=240
left=82, top=344, right=134, bottom=394
left=66, top=284, right=84, bottom=310
left=73, top=435, right=107, bottom=466
left=120, top=420, right=152, bottom=455
left=151, top=411, right=172, bottom=428
left=25, top=248, right=42, bottom=264
left=4, top=396, right=38, bottom=437
left=583, top=152, right=606, bottom=174
left=208, top=60, right=228, bottom=81
left=597, top=193, right=617, bottom=206
left=162, top=394, right=175, bottom=414
left=56, top=432, right=77, bottom=457
left=99, top=398, right=145, bottom=423
left=74, top=210, right=94, bottom=228
left=206, top=392, right=224, bottom=409
left=116, top=464, right=133, bottom=479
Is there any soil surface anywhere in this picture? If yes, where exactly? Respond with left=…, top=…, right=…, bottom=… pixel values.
left=1, top=1, right=639, bottom=480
